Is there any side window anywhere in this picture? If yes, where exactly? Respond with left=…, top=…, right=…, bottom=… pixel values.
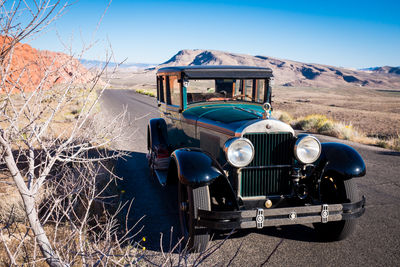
left=256, top=79, right=266, bottom=103
left=233, top=79, right=251, bottom=99
left=266, top=78, right=271, bottom=103
left=157, top=76, right=165, bottom=103
left=234, top=79, right=242, bottom=95
left=166, top=75, right=180, bottom=106
left=244, top=80, right=253, bottom=101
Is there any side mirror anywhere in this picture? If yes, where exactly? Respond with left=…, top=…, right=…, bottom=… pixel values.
left=183, top=78, right=189, bottom=88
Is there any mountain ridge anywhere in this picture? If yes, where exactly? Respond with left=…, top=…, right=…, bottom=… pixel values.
left=80, top=59, right=155, bottom=70
left=360, top=66, right=400, bottom=75
left=156, top=49, right=400, bottom=89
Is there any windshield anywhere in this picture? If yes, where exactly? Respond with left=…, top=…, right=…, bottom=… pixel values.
left=186, top=79, right=268, bottom=105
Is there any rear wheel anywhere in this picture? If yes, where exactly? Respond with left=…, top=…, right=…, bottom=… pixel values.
left=178, top=182, right=210, bottom=252
left=313, top=177, right=360, bottom=241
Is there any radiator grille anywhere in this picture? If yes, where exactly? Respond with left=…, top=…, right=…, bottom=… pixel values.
left=240, top=132, right=293, bottom=197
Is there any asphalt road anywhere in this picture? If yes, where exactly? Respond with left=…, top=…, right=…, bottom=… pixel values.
left=100, top=89, right=400, bottom=266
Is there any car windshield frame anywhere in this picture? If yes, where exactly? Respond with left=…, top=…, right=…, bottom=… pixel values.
left=156, top=66, right=273, bottom=111
left=184, top=78, right=270, bottom=106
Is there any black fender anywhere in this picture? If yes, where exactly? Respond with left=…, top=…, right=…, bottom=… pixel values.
left=169, top=147, right=239, bottom=210
left=147, top=118, right=168, bottom=150
left=170, top=148, right=223, bottom=186
left=317, top=142, right=366, bottom=180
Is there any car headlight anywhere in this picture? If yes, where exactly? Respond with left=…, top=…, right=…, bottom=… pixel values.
left=225, top=138, right=254, bottom=168
left=294, top=135, right=321, bottom=164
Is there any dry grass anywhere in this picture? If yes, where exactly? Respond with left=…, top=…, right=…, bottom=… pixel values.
left=0, top=223, right=41, bottom=266
left=273, top=111, right=400, bottom=151
left=0, top=172, right=26, bottom=222
left=293, top=114, right=362, bottom=140
left=375, top=134, right=400, bottom=151
left=0, top=222, right=146, bottom=266
left=135, top=89, right=155, bottom=97
left=0, top=170, right=51, bottom=223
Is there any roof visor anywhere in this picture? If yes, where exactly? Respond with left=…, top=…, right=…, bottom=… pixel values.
left=157, top=65, right=273, bottom=79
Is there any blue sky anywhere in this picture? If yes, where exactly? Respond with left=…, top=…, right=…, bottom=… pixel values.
left=26, top=0, right=400, bottom=68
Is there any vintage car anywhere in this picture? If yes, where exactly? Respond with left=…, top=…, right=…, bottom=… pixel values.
left=147, top=66, right=366, bottom=252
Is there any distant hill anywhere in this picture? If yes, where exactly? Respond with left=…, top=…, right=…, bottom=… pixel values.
left=360, top=66, right=400, bottom=75
left=80, top=59, right=155, bottom=71
left=155, top=49, right=400, bottom=89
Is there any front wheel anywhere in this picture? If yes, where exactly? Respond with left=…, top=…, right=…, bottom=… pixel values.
left=313, top=177, right=360, bottom=241
left=178, top=182, right=211, bottom=252
left=147, top=127, right=155, bottom=177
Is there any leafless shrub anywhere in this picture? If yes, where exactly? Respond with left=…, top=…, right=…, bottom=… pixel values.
left=0, top=2, right=238, bottom=266
left=0, top=0, right=140, bottom=266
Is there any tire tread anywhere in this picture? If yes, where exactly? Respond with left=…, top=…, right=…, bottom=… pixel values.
left=314, top=178, right=360, bottom=241
left=191, top=186, right=211, bottom=252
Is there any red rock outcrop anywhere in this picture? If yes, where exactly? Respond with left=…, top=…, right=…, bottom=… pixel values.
left=0, top=36, right=96, bottom=92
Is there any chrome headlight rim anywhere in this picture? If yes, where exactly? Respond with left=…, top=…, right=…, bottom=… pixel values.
left=294, top=134, right=321, bottom=164
left=224, top=137, right=255, bottom=168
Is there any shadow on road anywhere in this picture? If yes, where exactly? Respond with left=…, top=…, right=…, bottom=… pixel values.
left=377, top=151, right=400, bottom=157
left=212, top=224, right=325, bottom=243
left=115, top=152, right=181, bottom=252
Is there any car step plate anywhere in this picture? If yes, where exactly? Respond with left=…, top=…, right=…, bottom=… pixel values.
left=154, top=170, right=168, bottom=186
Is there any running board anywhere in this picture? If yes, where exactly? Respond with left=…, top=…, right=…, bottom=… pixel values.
left=154, top=169, right=168, bottom=186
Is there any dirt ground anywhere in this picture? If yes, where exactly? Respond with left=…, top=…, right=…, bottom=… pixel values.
left=272, top=86, right=400, bottom=138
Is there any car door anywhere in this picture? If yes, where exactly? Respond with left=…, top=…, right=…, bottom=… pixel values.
left=162, top=73, right=185, bottom=150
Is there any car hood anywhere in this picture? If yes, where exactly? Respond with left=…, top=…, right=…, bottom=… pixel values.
left=183, top=103, right=293, bottom=136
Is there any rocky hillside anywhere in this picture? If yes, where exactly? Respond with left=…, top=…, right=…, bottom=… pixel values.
left=362, top=66, right=400, bottom=75
left=0, top=36, right=95, bottom=92
left=157, top=49, right=400, bottom=89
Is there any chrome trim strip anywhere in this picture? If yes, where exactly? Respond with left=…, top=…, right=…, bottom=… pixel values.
left=240, top=196, right=268, bottom=201
left=236, top=118, right=295, bottom=136
left=240, top=194, right=291, bottom=201
left=237, top=169, right=242, bottom=199
left=240, top=165, right=292, bottom=170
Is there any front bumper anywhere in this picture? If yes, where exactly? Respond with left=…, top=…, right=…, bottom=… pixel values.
left=197, top=196, right=366, bottom=230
